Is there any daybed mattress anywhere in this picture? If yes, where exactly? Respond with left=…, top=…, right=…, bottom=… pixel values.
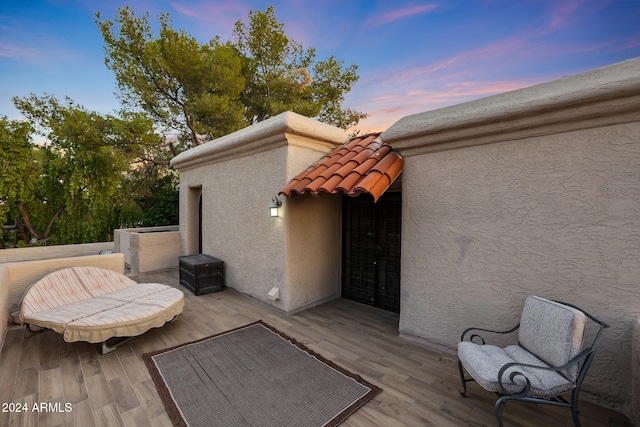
left=20, top=267, right=184, bottom=343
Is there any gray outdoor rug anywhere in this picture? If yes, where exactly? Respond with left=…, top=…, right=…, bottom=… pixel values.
left=143, top=320, right=382, bottom=427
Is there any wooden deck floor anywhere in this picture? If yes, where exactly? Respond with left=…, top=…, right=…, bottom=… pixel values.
left=0, top=269, right=632, bottom=426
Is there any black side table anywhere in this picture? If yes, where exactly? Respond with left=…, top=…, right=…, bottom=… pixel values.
left=178, top=254, right=225, bottom=295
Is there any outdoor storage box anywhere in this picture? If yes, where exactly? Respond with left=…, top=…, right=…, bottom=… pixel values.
left=179, top=254, right=224, bottom=295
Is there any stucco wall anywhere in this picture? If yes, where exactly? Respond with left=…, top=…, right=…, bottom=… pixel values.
left=179, top=146, right=290, bottom=305
left=0, top=265, right=8, bottom=353
left=383, top=57, right=640, bottom=415
left=285, top=194, right=342, bottom=312
left=0, top=242, right=114, bottom=263
left=172, top=112, right=347, bottom=311
left=114, top=226, right=180, bottom=273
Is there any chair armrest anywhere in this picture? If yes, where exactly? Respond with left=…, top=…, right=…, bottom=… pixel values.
left=497, top=347, right=594, bottom=396
left=460, top=324, right=520, bottom=344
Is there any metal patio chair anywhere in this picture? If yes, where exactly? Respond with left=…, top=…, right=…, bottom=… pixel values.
left=457, top=295, right=609, bottom=427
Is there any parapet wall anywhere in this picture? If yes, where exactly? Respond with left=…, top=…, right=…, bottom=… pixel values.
left=114, top=226, right=180, bottom=274
left=0, top=242, right=114, bottom=263
left=382, top=57, right=640, bottom=418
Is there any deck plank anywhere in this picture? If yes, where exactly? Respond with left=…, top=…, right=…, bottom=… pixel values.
left=0, top=269, right=632, bottom=427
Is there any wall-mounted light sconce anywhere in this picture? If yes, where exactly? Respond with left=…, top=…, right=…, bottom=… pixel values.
left=269, top=197, right=282, bottom=217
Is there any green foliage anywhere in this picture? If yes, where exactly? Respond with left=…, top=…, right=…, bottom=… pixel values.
left=140, top=174, right=179, bottom=226
left=2, top=6, right=366, bottom=247
left=96, top=7, right=247, bottom=147
left=0, top=117, right=38, bottom=245
left=96, top=5, right=365, bottom=149
left=232, top=6, right=366, bottom=128
left=10, top=95, right=160, bottom=244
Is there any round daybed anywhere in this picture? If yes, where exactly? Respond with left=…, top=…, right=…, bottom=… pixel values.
left=19, top=266, right=184, bottom=354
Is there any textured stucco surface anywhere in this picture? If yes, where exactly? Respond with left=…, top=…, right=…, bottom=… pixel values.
left=0, top=242, right=114, bottom=263
left=0, top=266, right=8, bottom=352
left=383, top=57, right=640, bottom=415
left=115, top=226, right=180, bottom=274
left=174, top=112, right=347, bottom=312
left=178, top=146, right=289, bottom=306
left=397, top=123, right=640, bottom=407
left=285, top=194, right=342, bottom=311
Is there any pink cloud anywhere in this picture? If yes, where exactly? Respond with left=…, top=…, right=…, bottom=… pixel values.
left=169, top=1, right=249, bottom=35
left=347, top=70, right=545, bottom=133
left=170, top=1, right=247, bottom=20
left=0, top=42, right=40, bottom=59
left=546, top=0, right=579, bottom=32
left=617, top=34, right=640, bottom=51
left=367, top=4, right=438, bottom=27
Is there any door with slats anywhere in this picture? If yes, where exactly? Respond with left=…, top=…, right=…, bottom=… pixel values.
left=342, top=192, right=401, bottom=313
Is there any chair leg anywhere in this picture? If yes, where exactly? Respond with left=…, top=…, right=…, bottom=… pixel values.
left=24, top=323, right=48, bottom=337
left=495, top=396, right=508, bottom=427
left=458, top=360, right=470, bottom=397
left=571, top=405, right=582, bottom=427
left=101, top=336, right=133, bottom=354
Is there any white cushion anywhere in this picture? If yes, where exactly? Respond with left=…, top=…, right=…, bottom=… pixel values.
left=458, top=342, right=574, bottom=397
left=518, top=296, right=586, bottom=382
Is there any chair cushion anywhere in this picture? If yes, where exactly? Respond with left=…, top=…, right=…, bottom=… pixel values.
left=457, top=342, right=575, bottom=397
left=518, top=296, right=586, bottom=382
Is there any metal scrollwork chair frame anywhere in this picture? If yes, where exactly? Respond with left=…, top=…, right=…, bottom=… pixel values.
left=457, top=296, right=609, bottom=427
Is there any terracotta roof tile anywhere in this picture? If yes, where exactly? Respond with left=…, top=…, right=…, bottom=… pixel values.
left=305, top=177, right=328, bottom=193
left=306, top=164, right=329, bottom=180
left=336, top=172, right=364, bottom=193
left=279, top=133, right=403, bottom=202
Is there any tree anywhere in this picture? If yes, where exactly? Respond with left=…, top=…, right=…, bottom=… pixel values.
left=95, top=6, right=366, bottom=149
left=139, top=174, right=179, bottom=226
left=96, top=6, right=246, bottom=148
left=11, top=94, right=159, bottom=244
left=232, top=6, right=366, bottom=129
left=0, top=117, right=38, bottom=245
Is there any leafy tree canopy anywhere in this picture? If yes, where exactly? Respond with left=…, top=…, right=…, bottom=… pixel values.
left=233, top=6, right=366, bottom=129
left=9, top=94, right=161, bottom=244
left=0, top=117, right=37, bottom=243
left=95, top=5, right=365, bottom=148
left=96, top=6, right=245, bottom=148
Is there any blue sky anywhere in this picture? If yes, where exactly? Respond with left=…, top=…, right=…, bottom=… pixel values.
left=1, top=0, right=639, bottom=133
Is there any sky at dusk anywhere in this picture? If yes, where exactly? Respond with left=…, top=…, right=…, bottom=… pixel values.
left=1, top=0, right=639, bottom=134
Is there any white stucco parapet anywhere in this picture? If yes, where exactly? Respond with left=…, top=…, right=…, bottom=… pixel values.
left=170, top=111, right=349, bottom=171
left=382, top=56, right=640, bottom=155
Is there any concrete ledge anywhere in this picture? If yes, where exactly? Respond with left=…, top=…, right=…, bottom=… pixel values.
left=114, top=226, right=180, bottom=274
left=0, top=242, right=114, bottom=263
left=171, top=111, right=348, bottom=171
left=382, top=57, right=640, bottom=156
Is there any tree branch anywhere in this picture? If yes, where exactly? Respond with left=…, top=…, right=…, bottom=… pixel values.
left=17, top=202, right=43, bottom=240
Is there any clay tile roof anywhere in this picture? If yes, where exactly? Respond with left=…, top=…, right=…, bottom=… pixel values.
left=279, top=133, right=403, bottom=202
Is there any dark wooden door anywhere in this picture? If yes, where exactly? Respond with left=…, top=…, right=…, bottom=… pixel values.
left=342, top=192, right=401, bottom=313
